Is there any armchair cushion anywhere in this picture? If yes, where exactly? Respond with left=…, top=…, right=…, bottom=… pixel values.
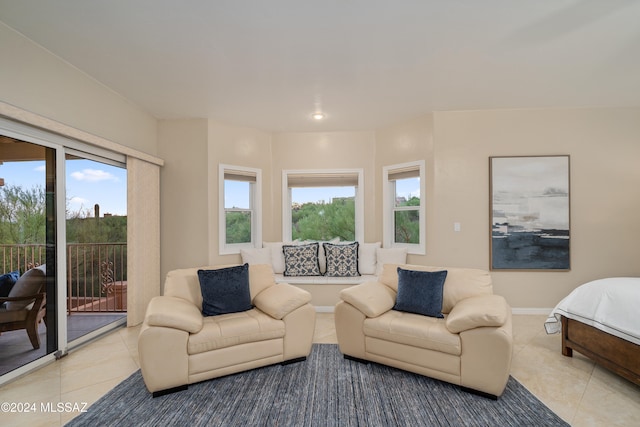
left=145, top=296, right=204, bottom=333
left=188, top=309, right=284, bottom=354
left=380, top=264, right=493, bottom=314
left=445, top=294, right=509, bottom=334
left=198, top=264, right=252, bottom=316
left=0, top=306, right=29, bottom=322
left=6, top=267, right=45, bottom=310
left=253, top=283, right=311, bottom=320
left=393, top=268, right=447, bottom=318
left=340, top=281, right=396, bottom=318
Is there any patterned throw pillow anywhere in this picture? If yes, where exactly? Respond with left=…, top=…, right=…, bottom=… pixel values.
left=283, top=243, right=321, bottom=276
left=323, top=242, right=360, bottom=277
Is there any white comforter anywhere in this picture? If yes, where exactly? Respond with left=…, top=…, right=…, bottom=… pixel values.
left=544, top=277, right=640, bottom=346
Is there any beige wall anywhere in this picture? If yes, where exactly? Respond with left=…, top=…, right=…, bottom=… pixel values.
left=0, top=23, right=157, bottom=155
left=157, top=125, right=378, bottom=280
left=374, top=114, right=434, bottom=251
left=157, top=119, right=209, bottom=279
left=157, top=119, right=273, bottom=280
left=207, top=120, right=273, bottom=266
left=428, top=108, right=640, bottom=307
left=161, top=109, right=640, bottom=308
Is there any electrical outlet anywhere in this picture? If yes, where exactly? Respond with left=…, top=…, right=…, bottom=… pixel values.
left=454, top=222, right=461, bottom=232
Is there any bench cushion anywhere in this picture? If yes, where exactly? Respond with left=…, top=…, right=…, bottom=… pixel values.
left=274, top=274, right=377, bottom=285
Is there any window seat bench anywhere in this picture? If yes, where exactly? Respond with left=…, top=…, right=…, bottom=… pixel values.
left=274, top=274, right=377, bottom=310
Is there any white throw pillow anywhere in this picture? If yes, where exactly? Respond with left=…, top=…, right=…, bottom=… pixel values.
left=359, top=242, right=381, bottom=275
left=263, top=241, right=299, bottom=274
left=375, top=247, right=408, bottom=275
left=240, top=247, right=272, bottom=265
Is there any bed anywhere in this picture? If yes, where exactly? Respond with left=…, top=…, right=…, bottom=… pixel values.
left=545, top=277, right=640, bottom=386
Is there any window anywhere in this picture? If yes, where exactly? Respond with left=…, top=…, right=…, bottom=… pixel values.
left=383, top=160, right=425, bottom=254
left=282, top=169, right=364, bottom=242
left=219, top=165, right=262, bottom=254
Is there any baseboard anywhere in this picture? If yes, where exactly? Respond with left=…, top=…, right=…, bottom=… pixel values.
left=315, top=306, right=335, bottom=313
left=512, top=308, right=553, bottom=315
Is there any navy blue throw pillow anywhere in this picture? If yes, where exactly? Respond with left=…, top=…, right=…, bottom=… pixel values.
left=197, top=264, right=252, bottom=316
left=0, top=270, right=20, bottom=298
left=393, top=268, right=448, bottom=318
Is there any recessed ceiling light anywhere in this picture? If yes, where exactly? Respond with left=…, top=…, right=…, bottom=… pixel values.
left=311, top=112, right=325, bottom=120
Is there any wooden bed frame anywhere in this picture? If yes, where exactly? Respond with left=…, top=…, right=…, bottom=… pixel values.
left=561, top=315, right=640, bottom=386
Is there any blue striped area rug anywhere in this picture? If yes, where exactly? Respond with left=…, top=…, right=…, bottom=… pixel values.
left=66, top=344, right=568, bottom=426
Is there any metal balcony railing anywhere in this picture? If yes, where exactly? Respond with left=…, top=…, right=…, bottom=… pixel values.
left=1, top=243, right=127, bottom=314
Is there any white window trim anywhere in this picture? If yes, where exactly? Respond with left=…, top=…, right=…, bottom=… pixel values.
left=282, top=168, right=364, bottom=242
left=218, top=164, right=262, bottom=255
left=383, top=160, right=426, bottom=255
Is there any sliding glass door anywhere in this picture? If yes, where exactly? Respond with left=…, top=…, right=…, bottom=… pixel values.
left=0, top=120, right=128, bottom=382
left=0, top=137, right=58, bottom=376
left=65, top=153, right=127, bottom=343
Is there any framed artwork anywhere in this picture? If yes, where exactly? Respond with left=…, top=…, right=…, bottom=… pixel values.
left=490, top=155, right=570, bottom=270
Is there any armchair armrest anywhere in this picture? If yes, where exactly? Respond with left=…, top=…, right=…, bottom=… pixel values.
left=144, top=296, right=203, bottom=333
left=253, top=283, right=311, bottom=320
left=339, top=282, right=396, bottom=318
left=445, top=294, right=510, bottom=333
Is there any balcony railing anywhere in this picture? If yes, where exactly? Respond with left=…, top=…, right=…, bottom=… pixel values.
left=1, top=243, right=127, bottom=314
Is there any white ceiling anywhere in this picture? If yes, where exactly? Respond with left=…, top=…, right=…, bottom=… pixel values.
left=1, top=0, right=639, bottom=132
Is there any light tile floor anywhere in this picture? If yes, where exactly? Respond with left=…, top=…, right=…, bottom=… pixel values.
left=0, top=314, right=126, bottom=376
left=0, top=314, right=639, bottom=426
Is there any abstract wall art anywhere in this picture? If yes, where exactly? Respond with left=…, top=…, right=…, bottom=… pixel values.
left=490, top=155, right=570, bottom=270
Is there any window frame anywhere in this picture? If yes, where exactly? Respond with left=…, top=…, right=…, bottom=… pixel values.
left=218, top=164, right=262, bottom=255
left=282, top=168, right=364, bottom=243
left=383, top=160, right=425, bottom=254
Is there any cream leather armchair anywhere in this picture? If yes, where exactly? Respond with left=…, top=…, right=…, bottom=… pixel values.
left=139, top=264, right=316, bottom=396
left=335, top=264, right=513, bottom=398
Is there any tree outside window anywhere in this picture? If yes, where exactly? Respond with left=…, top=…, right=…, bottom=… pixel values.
left=393, top=180, right=420, bottom=244
left=219, top=165, right=261, bottom=254
left=224, top=180, right=252, bottom=244
left=282, top=169, right=364, bottom=243
left=291, top=187, right=355, bottom=241
left=383, top=161, right=425, bottom=254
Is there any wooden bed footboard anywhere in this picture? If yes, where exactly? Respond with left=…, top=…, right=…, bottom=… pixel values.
left=561, top=316, right=640, bottom=386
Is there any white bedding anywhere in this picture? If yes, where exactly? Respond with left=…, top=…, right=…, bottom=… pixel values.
left=544, top=277, right=640, bottom=346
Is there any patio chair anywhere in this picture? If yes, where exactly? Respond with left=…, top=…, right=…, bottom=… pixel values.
left=0, top=266, right=47, bottom=349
